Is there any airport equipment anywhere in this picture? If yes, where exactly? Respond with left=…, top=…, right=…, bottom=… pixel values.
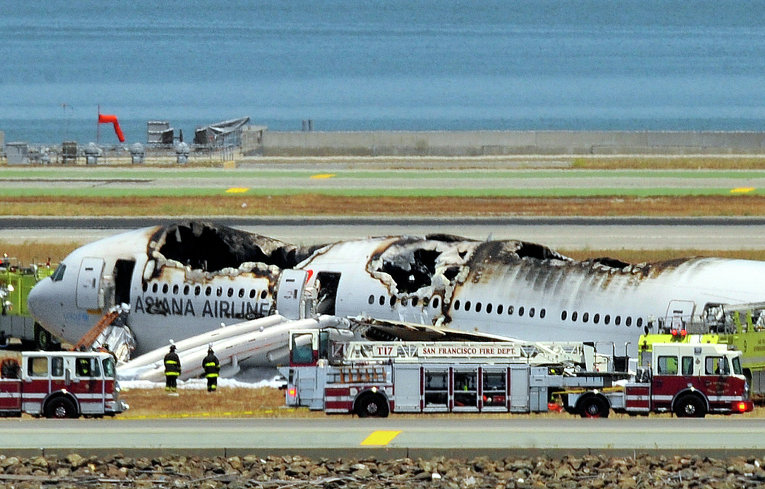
left=0, top=350, right=126, bottom=418
left=0, top=258, right=56, bottom=349
left=281, top=329, right=752, bottom=418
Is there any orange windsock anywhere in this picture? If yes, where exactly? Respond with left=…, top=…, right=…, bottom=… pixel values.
left=98, top=113, right=125, bottom=142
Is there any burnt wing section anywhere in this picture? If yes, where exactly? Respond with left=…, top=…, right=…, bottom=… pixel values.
left=148, top=221, right=316, bottom=273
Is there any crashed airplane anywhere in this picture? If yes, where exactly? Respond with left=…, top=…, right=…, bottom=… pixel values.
left=27, top=220, right=765, bottom=367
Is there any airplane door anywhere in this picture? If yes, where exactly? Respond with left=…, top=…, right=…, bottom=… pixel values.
left=276, top=270, right=308, bottom=320
left=76, top=257, right=105, bottom=309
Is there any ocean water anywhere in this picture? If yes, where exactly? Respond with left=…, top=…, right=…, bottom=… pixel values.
left=1, top=0, right=765, bottom=144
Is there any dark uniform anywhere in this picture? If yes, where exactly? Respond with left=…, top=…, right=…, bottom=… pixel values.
left=164, top=345, right=181, bottom=392
left=202, top=348, right=220, bottom=392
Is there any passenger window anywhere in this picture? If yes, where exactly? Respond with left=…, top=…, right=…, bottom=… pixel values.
left=183, top=285, right=190, bottom=295
left=216, top=287, right=223, bottom=297
left=518, top=306, right=524, bottom=317
left=529, top=307, right=535, bottom=318
left=172, top=284, right=179, bottom=295
left=454, top=300, right=461, bottom=310
left=572, top=311, right=578, bottom=321
left=582, top=312, right=589, bottom=323
left=604, top=315, right=611, bottom=325
left=593, top=313, right=600, bottom=324
left=412, top=297, right=419, bottom=307
left=205, top=286, right=212, bottom=296
left=250, top=289, right=257, bottom=299
left=195, top=285, right=202, bottom=296
left=637, top=317, right=643, bottom=328
left=497, top=304, right=503, bottom=314
left=142, top=282, right=148, bottom=292
left=28, top=357, right=48, bottom=377
left=431, top=297, right=440, bottom=309
left=561, top=311, right=567, bottom=321
left=51, top=357, right=64, bottom=377
left=401, top=298, right=408, bottom=306
left=486, top=303, right=493, bottom=314
left=378, top=296, right=385, bottom=306
left=682, top=356, right=694, bottom=376
left=162, top=284, right=169, bottom=294
left=260, top=290, right=267, bottom=300
left=626, top=317, right=632, bottom=327
left=705, top=356, right=729, bottom=375
left=465, top=301, right=471, bottom=311
left=227, top=288, right=234, bottom=297
left=615, top=316, right=621, bottom=326
left=390, top=296, right=397, bottom=307
left=238, top=288, right=245, bottom=298
left=657, top=356, right=679, bottom=375
left=475, top=302, right=481, bottom=313
left=508, top=305, right=514, bottom=315
left=540, top=309, right=546, bottom=319
left=152, top=283, right=158, bottom=293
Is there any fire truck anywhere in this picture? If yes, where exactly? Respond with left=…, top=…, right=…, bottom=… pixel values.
left=280, top=329, right=753, bottom=418
left=0, top=350, right=127, bottom=418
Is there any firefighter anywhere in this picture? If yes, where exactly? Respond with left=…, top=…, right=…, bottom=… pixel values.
left=202, top=346, right=220, bottom=392
left=163, top=344, right=181, bottom=393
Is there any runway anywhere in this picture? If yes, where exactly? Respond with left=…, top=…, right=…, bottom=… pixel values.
left=1, top=417, right=763, bottom=458
left=4, top=216, right=765, bottom=250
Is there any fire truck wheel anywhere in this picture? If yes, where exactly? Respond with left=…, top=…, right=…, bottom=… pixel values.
left=674, top=395, right=707, bottom=418
left=44, top=397, right=78, bottom=419
left=578, top=395, right=610, bottom=418
left=354, top=393, right=389, bottom=418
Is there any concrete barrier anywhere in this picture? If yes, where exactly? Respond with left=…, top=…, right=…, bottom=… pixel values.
left=247, top=130, right=765, bottom=156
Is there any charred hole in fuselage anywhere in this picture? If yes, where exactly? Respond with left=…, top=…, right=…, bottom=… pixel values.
left=149, top=221, right=318, bottom=274
left=379, top=248, right=441, bottom=294
left=589, top=257, right=632, bottom=269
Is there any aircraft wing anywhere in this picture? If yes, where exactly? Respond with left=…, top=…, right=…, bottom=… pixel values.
left=349, top=317, right=519, bottom=342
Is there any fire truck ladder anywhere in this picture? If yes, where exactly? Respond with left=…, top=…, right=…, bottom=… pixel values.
left=71, top=310, right=120, bottom=351
left=341, top=340, right=596, bottom=367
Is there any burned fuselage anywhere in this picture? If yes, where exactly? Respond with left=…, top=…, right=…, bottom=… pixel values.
left=28, top=221, right=765, bottom=360
left=300, top=234, right=765, bottom=352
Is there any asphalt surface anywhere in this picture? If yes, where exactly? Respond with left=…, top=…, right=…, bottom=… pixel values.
left=4, top=216, right=765, bottom=250
left=1, top=417, right=763, bottom=458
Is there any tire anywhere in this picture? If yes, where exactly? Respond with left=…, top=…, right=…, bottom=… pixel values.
left=354, top=393, right=389, bottom=418
left=674, top=395, right=707, bottom=418
left=44, top=397, right=78, bottom=419
left=34, top=323, right=52, bottom=351
left=578, top=395, right=610, bottom=418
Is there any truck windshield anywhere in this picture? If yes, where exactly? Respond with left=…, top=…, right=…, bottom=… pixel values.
left=731, top=356, right=743, bottom=375
left=102, top=357, right=115, bottom=378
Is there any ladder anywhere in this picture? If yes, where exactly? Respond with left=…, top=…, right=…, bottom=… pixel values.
left=71, top=310, right=120, bottom=351
left=339, top=340, right=595, bottom=367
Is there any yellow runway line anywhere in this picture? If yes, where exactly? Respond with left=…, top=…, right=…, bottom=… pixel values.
left=731, top=187, right=755, bottom=194
left=361, top=430, right=401, bottom=446
left=226, top=187, right=250, bottom=193
left=309, top=173, right=336, bottom=179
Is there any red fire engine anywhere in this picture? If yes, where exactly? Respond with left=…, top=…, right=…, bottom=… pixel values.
left=0, top=350, right=126, bottom=418
left=281, top=329, right=753, bottom=418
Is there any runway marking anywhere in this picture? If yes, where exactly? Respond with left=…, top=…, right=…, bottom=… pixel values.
left=310, top=173, right=336, bottom=179
left=226, top=187, right=250, bottom=193
left=361, top=430, right=401, bottom=446
left=731, top=187, right=755, bottom=194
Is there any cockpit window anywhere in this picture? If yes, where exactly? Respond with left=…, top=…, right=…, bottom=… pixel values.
left=51, top=264, right=67, bottom=282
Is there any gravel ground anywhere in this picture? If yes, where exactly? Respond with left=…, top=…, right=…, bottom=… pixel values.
left=1, top=453, right=764, bottom=488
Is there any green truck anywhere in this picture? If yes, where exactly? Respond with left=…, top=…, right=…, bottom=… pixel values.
left=0, top=257, right=56, bottom=349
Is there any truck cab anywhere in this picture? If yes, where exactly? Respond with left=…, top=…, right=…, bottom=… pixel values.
left=627, top=343, right=753, bottom=417
left=0, top=350, right=126, bottom=418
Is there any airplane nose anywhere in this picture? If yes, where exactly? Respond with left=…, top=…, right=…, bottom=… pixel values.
left=27, top=278, right=56, bottom=329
